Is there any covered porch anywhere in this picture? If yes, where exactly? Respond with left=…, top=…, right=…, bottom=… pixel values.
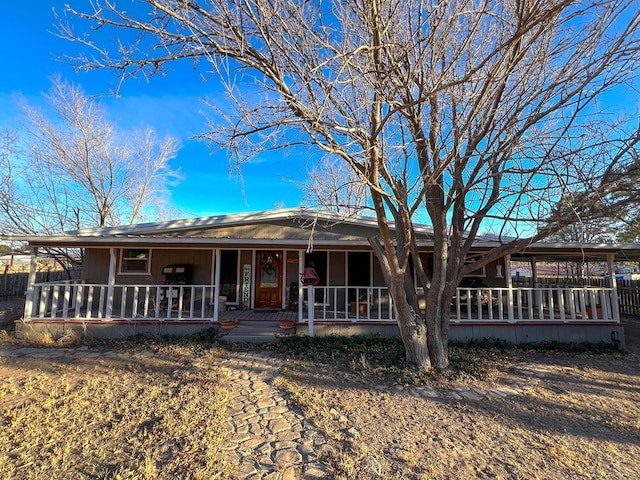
left=8, top=208, right=635, bottom=345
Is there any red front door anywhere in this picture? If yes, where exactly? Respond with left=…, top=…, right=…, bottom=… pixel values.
left=255, top=251, right=283, bottom=309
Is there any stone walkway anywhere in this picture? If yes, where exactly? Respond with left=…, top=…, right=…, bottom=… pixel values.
left=0, top=344, right=549, bottom=478
left=217, top=350, right=329, bottom=479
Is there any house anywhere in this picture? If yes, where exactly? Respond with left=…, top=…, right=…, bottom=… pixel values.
left=3, top=208, right=634, bottom=346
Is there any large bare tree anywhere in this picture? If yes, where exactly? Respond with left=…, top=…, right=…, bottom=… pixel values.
left=0, top=76, right=180, bottom=232
left=62, top=0, right=640, bottom=369
left=0, top=77, right=181, bottom=272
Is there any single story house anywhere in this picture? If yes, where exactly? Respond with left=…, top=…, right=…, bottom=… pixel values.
left=3, top=208, right=635, bottom=346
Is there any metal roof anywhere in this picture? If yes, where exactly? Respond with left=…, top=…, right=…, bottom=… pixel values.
left=2, top=208, right=640, bottom=262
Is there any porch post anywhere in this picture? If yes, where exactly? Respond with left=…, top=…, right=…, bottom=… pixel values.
left=607, top=253, right=620, bottom=322
left=506, top=254, right=514, bottom=322
left=531, top=256, right=542, bottom=312
left=213, top=248, right=221, bottom=322
left=106, top=247, right=117, bottom=320
left=23, top=246, right=39, bottom=320
left=308, top=285, right=315, bottom=337
left=298, top=251, right=304, bottom=323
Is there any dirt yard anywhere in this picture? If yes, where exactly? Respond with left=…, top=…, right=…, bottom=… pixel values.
left=1, top=299, right=639, bottom=479
left=278, top=349, right=640, bottom=479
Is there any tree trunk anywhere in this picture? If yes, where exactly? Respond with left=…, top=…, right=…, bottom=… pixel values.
left=389, top=277, right=432, bottom=370
left=423, top=277, right=453, bottom=370
left=425, top=306, right=449, bottom=370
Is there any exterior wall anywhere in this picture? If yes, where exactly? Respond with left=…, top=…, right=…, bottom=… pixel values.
left=81, top=246, right=508, bottom=288
left=149, top=249, right=213, bottom=284
left=81, top=247, right=214, bottom=285
left=82, top=248, right=111, bottom=283
left=372, top=254, right=386, bottom=286
left=285, top=250, right=300, bottom=306
left=328, top=251, right=345, bottom=285
left=172, top=222, right=387, bottom=242
left=480, top=259, right=508, bottom=288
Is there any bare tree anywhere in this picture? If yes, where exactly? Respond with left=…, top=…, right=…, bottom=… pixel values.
left=0, top=76, right=180, bottom=231
left=62, top=0, right=640, bottom=369
left=301, top=157, right=370, bottom=215
left=0, top=77, right=181, bottom=272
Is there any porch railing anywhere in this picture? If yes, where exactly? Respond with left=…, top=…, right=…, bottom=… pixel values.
left=27, top=283, right=218, bottom=321
left=25, top=282, right=618, bottom=323
left=302, top=285, right=618, bottom=323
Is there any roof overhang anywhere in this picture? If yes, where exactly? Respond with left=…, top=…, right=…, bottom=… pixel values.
left=3, top=208, right=640, bottom=262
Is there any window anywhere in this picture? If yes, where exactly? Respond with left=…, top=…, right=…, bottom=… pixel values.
left=120, top=248, right=151, bottom=274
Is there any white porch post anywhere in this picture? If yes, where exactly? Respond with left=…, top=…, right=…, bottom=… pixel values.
left=298, top=251, right=304, bottom=324
left=106, top=248, right=117, bottom=320
left=607, top=253, right=620, bottom=322
left=23, top=246, right=39, bottom=320
left=506, top=254, right=514, bottom=322
left=213, top=248, right=221, bottom=322
left=308, top=285, right=315, bottom=337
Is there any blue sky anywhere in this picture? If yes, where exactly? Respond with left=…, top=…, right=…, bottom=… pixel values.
left=0, top=3, right=307, bottom=218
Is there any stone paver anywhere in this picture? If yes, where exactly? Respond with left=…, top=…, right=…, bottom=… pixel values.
left=218, top=350, right=328, bottom=479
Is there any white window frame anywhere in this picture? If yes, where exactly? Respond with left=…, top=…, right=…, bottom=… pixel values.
left=119, top=248, right=152, bottom=275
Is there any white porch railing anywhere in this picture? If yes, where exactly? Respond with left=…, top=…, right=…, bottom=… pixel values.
left=452, top=286, right=617, bottom=323
left=27, top=283, right=218, bottom=321
left=302, top=286, right=619, bottom=323
left=25, top=282, right=618, bottom=324
left=302, top=286, right=395, bottom=322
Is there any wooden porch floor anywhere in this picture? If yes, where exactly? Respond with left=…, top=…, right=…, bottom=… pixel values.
left=219, top=309, right=298, bottom=322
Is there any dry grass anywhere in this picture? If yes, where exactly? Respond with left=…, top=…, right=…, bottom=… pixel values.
left=277, top=338, right=640, bottom=479
left=1, top=305, right=639, bottom=479
left=0, top=339, right=234, bottom=480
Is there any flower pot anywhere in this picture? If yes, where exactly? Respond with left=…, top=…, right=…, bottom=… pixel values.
left=219, top=320, right=238, bottom=330
left=279, top=320, right=296, bottom=330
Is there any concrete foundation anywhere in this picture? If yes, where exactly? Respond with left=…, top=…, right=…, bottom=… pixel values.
left=15, top=319, right=626, bottom=349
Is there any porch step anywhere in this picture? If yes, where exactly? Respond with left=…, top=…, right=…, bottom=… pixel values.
left=218, top=321, right=296, bottom=344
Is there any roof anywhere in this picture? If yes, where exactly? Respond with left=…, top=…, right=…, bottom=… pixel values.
left=3, top=208, right=640, bottom=261
left=0, top=208, right=433, bottom=247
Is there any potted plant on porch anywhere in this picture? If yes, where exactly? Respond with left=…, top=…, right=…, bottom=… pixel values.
left=279, top=319, right=296, bottom=330
left=219, top=319, right=238, bottom=329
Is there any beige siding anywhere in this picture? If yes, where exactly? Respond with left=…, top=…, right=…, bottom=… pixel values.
left=329, top=251, right=346, bottom=285
left=82, top=248, right=111, bottom=283
left=482, top=259, right=508, bottom=288
left=285, top=250, right=300, bottom=290
left=148, top=250, right=213, bottom=284
left=82, top=248, right=214, bottom=285
left=155, top=221, right=387, bottom=242
left=372, top=255, right=386, bottom=286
